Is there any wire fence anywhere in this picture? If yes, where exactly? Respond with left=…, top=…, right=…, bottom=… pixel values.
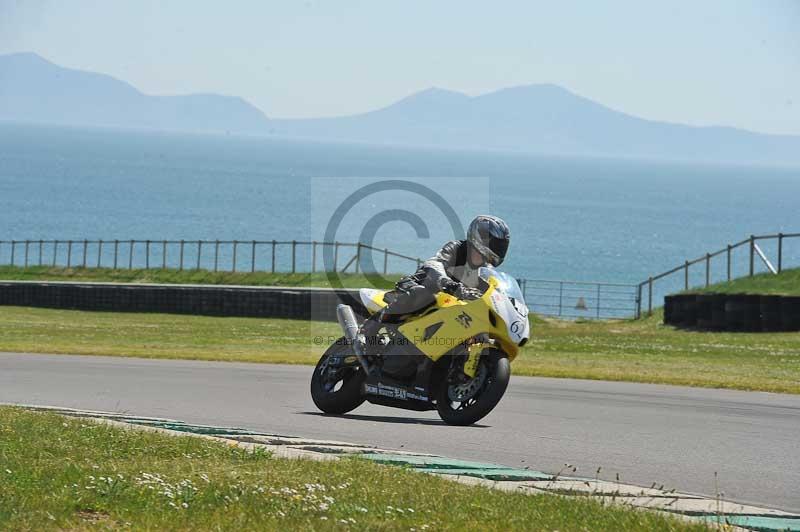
left=637, top=232, right=800, bottom=318
left=0, top=238, right=640, bottom=320
left=0, top=239, right=424, bottom=275
left=520, top=279, right=640, bottom=320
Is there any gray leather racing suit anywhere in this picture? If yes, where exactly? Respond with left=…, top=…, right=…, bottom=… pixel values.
left=365, top=240, right=481, bottom=328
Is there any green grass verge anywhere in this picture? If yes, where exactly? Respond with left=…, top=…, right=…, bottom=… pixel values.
left=1, top=306, right=798, bottom=394
left=0, top=265, right=401, bottom=289
left=687, top=267, right=800, bottom=296
left=0, top=406, right=705, bottom=531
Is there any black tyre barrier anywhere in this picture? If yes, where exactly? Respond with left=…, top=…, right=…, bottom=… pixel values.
left=695, top=295, right=713, bottom=330
left=742, top=295, right=762, bottom=332
left=0, top=281, right=368, bottom=322
left=724, top=295, right=747, bottom=332
left=781, top=296, right=800, bottom=331
left=760, top=295, right=782, bottom=332
left=663, top=295, right=675, bottom=323
left=682, top=295, right=697, bottom=327
left=664, top=292, right=800, bottom=332
left=710, top=294, right=727, bottom=331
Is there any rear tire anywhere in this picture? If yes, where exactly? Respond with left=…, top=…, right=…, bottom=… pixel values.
left=436, top=353, right=510, bottom=426
left=310, top=337, right=366, bottom=415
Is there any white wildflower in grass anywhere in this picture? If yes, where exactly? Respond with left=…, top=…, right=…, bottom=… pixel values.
left=318, top=503, right=329, bottom=511
left=181, top=502, right=188, bottom=509
left=4, top=469, right=11, bottom=474
left=407, top=508, right=415, bottom=512
left=357, top=507, right=368, bottom=513
left=319, top=516, right=328, bottom=521
left=199, top=473, right=210, bottom=483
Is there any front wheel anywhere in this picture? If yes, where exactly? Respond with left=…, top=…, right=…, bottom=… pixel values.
left=436, top=352, right=510, bottom=426
left=310, top=337, right=366, bottom=415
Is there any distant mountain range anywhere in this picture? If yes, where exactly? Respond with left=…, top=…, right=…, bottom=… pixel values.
left=2, top=52, right=799, bottom=165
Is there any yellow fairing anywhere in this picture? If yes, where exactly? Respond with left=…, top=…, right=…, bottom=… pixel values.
left=397, top=279, right=520, bottom=363
left=370, top=290, right=388, bottom=309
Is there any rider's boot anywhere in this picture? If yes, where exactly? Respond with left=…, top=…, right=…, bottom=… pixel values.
left=359, top=309, right=388, bottom=356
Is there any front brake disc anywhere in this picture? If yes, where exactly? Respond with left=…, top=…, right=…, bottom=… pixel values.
left=447, top=363, right=488, bottom=402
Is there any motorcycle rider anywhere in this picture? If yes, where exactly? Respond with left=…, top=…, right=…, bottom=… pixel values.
left=359, top=215, right=510, bottom=348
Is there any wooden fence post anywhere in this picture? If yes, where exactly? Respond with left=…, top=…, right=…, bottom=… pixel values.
left=312, top=241, right=317, bottom=273
left=67, top=241, right=72, bottom=268
left=53, top=240, right=59, bottom=267
left=778, top=233, right=783, bottom=273
left=10, top=240, right=15, bottom=266
left=333, top=241, right=339, bottom=272
left=705, top=253, right=710, bottom=287
left=251, top=240, right=256, bottom=273
left=355, top=243, right=361, bottom=273
left=162, top=240, right=167, bottom=269
left=291, top=240, right=296, bottom=273
left=232, top=240, right=238, bottom=272
left=383, top=248, right=389, bottom=274
left=97, top=240, right=103, bottom=268
left=114, top=240, right=119, bottom=269
left=271, top=240, right=276, bottom=273
left=129, top=240, right=134, bottom=270
left=647, top=277, right=653, bottom=316
left=196, top=241, right=202, bottom=270
left=635, top=283, right=642, bottom=319
left=596, top=284, right=601, bottom=319
left=749, top=235, right=755, bottom=277
left=24, top=240, right=29, bottom=267
left=726, top=245, right=731, bottom=281
left=214, top=240, right=219, bottom=272
left=179, top=240, right=185, bottom=271
left=684, top=261, right=689, bottom=290
left=38, top=239, right=43, bottom=265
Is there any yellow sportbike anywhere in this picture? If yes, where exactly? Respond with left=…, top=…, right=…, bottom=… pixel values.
left=310, top=267, right=530, bottom=426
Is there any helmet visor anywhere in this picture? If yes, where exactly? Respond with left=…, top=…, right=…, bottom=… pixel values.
left=488, top=236, right=509, bottom=265
left=475, top=227, right=509, bottom=266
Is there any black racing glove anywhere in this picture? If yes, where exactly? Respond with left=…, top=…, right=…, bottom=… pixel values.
left=441, top=279, right=482, bottom=300
left=440, top=278, right=462, bottom=296
left=456, top=286, right=483, bottom=300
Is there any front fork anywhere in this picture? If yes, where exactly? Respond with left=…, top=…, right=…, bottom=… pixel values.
left=462, top=337, right=496, bottom=378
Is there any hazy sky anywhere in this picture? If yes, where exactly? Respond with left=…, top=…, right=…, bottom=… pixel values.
left=2, top=0, right=798, bottom=134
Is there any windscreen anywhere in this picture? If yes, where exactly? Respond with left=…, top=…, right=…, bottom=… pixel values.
left=479, top=267, right=526, bottom=307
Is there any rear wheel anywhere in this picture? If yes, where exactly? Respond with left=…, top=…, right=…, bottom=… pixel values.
left=436, top=351, right=510, bottom=426
left=310, top=337, right=366, bottom=415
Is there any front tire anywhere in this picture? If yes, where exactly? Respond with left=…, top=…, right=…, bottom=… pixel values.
left=310, top=337, right=366, bottom=415
left=436, top=353, right=510, bottom=426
